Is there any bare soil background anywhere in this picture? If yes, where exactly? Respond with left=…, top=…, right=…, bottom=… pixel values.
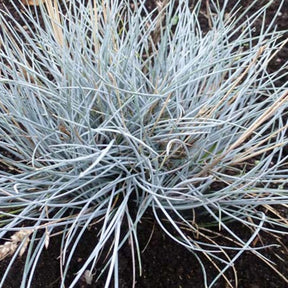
left=0, top=0, right=287, bottom=287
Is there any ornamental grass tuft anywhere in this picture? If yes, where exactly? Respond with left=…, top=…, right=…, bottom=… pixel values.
left=0, top=0, right=288, bottom=287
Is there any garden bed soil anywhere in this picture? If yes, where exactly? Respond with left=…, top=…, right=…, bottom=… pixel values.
left=0, top=0, right=287, bottom=287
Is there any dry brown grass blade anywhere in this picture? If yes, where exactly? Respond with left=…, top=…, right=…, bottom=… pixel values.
left=0, top=229, right=33, bottom=261
left=174, top=220, right=238, bottom=288
left=198, top=46, right=266, bottom=118
left=227, top=90, right=288, bottom=153
left=22, top=0, right=45, bottom=5
left=196, top=89, right=288, bottom=177
left=232, top=123, right=288, bottom=164
left=89, top=0, right=100, bottom=55
left=45, top=0, right=64, bottom=47
left=21, top=0, right=63, bottom=45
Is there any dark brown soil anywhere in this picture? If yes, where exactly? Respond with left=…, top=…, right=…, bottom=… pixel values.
left=0, top=1, right=287, bottom=287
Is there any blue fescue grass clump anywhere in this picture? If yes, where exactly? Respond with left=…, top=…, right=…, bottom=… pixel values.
left=0, top=0, right=288, bottom=287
